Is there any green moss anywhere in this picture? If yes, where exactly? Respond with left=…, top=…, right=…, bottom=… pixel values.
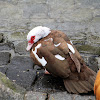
left=92, top=17, right=100, bottom=23
left=10, top=32, right=27, bottom=41
left=73, top=40, right=85, bottom=45
left=1, top=76, right=17, bottom=92
left=12, top=32, right=21, bottom=36
left=76, top=45, right=92, bottom=51
left=75, top=45, right=100, bottom=55
left=91, top=35, right=100, bottom=40
left=11, top=32, right=26, bottom=37
left=0, top=72, right=25, bottom=94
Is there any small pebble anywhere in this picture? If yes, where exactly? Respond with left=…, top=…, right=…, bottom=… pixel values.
left=37, top=72, right=39, bottom=74
left=12, top=80, right=16, bottom=82
left=23, top=71, right=26, bottom=73
left=17, top=74, right=19, bottom=76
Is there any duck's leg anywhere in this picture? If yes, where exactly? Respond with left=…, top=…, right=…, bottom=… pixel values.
left=44, top=69, right=50, bottom=74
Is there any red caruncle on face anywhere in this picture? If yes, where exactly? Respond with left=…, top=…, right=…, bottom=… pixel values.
left=28, top=36, right=35, bottom=44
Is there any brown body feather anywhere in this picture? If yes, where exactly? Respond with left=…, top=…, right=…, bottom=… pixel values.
left=30, top=30, right=96, bottom=94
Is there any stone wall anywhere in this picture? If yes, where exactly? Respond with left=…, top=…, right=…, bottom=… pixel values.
left=0, top=0, right=100, bottom=61
left=0, top=0, right=100, bottom=99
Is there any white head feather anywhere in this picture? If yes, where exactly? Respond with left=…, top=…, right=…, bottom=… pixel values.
left=26, top=26, right=51, bottom=51
left=27, top=26, right=51, bottom=42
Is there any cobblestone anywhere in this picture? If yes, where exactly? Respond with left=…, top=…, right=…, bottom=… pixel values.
left=0, top=0, right=100, bottom=99
left=0, top=52, right=11, bottom=66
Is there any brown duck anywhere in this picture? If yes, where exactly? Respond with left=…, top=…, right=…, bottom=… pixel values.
left=26, top=26, right=96, bottom=94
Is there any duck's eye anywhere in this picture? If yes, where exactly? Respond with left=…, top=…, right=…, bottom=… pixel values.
left=31, top=36, right=35, bottom=40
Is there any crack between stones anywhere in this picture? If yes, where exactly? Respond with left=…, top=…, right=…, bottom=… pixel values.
left=8, top=53, right=11, bottom=64
left=31, top=72, right=38, bottom=87
left=5, top=67, right=8, bottom=76
left=45, top=93, right=49, bottom=100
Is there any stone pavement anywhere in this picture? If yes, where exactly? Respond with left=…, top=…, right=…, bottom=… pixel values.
left=0, top=0, right=100, bottom=100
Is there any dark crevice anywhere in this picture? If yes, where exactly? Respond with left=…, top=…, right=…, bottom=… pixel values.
left=31, top=72, right=38, bottom=86
left=45, top=93, right=49, bottom=100
left=8, top=53, right=11, bottom=64
left=0, top=33, right=4, bottom=43
left=31, top=64, right=39, bottom=86
left=26, top=69, right=30, bottom=72
left=80, top=90, right=94, bottom=96
left=7, top=41, right=15, bottom=50
left=5, top=67, right=8, bottom=76
left=0, top=39, right=4, bottom=43
left=33, top=63, right=35, bottom=69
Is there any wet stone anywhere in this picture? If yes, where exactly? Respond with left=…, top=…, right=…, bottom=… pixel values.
left=0, top=52, right=11, bottom=66
left=32, top=74, right=66, bottom=93
left=49, top=92, right=72, bottom=100
left=0, top=43, right=12, bottom=51
left=0, top=66, right=7, bottom=74
left=49, top=92, right=95, bottom=100
left=73, top=95, right=95, bottom=100
left=88, top=56, right=99, bottom=72
left=25, top=91, right=47, bottom=100
left=4, top=56, right=36, bottom=90
left=15, top=41, right=28, bottom=55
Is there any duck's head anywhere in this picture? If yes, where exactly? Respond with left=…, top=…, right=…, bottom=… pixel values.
left=26, top=26, right=51, bottom=51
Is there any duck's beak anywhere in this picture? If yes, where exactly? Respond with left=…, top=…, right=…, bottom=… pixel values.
left=26, top=42, right=34, bottom=51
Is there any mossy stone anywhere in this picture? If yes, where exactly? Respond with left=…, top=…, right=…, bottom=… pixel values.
left=0, top=72, right=26, bottom=94
left=10, top=32, right=27, bottom=41
left=75, top=45, right=100, bottom=55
